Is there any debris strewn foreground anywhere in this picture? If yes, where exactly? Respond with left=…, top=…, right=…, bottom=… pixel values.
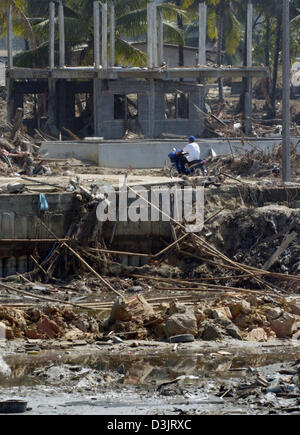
left=1, top=291, right=299, bottom=343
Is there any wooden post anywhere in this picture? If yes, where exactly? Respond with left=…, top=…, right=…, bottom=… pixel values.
left=7, top=4, right=13, bottom=69
left=198, top=2, right=207, bottom=65
left=101, top=2, right=108, bottom=69
left=58, top=0, right=65, bottom=67
left=110, top=3, right=115, bottom=67
left=94, top=1, right=100, bottom=68
left=49, top=2, right=55, bottom=69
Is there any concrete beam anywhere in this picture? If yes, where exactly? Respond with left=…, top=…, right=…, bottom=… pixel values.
left=8, top=66, right=268, bottom=81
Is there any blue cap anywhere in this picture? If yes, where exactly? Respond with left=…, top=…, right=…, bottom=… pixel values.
left=189, top=136, right=195, bottom=142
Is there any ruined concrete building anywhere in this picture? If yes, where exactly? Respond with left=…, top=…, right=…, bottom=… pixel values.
left=5, top=1, right=266, bottom=140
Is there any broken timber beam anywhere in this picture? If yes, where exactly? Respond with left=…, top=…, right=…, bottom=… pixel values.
left=263, top=231, right=298, bottom=271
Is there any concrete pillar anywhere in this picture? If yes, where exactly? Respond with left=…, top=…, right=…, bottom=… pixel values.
left=152, top=3, right=158, bottom=67
left=101, top=2, right=108, bottom=69
left=6, top=78, right=14, bottom=123
left=57, top=80, right=67, bottom=133
left=282, top=0, right=291, bottom=182
left=94, top=1, right=100, bottom=69
left=158, top=10, right=164, bottom=66
left=58, top=1, right=65, bottom=67
left=110, top=3, right=115, bottom=67
left=147, top=2, right=154, bottom=68
left=47, top=78, right=58, bottom=136
left=198, top=2, right=207, bottom=65
left=49, top=2, right=55, bottom=69
left=93, top=78, right=102, bottom=136
left=148, top=79, right=155, bottom=137
left=7, top=4, right=13, bottom=69
left=244, top=0, right=253, bottom=134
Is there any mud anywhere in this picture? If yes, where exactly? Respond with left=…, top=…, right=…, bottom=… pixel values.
left=1, top=339, right=300, bottom=415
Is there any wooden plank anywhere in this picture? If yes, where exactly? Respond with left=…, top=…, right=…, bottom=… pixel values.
left=263, top=231, right=298, bottom=271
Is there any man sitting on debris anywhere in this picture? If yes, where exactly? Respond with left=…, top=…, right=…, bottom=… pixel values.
left=176, top=136, right=200, bottom=173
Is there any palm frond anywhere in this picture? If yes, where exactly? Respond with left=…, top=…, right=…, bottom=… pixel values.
left=115, top=38, right=147, bottom=67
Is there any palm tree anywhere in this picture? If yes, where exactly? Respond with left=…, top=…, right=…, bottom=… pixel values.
left=13, top=0, right=185, bottom=68
left=206, top=0, right=242, bottom=101
left=0, top=0, right=36, bottom=49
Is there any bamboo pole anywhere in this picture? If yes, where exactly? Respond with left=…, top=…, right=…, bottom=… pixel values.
left=36, top=217, right=125, bottom=299
left=0, top=282, right=95, bottom=310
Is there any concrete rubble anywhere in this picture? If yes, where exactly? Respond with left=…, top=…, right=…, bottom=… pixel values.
left=1, top=293, right=299, bottom=343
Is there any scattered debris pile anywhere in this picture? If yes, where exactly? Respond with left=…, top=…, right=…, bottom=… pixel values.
left=0, top=305, right=101, bottom=341
left=0, top=107, right=53, bottom=178
left=2, top=292, right=299, bottom=343
left=217, top=361, right=300, bottom=410
left=207, top=144, right=300, bottom=178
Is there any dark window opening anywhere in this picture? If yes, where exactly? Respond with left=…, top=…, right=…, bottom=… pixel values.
left=114, top=94, right=138, bottom=120
left=165, top=93, right=189, bottom=119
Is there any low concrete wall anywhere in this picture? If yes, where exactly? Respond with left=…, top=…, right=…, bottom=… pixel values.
left=40, top=140, right=99, bottom=164
left=40, top=137, right=300, bottom=169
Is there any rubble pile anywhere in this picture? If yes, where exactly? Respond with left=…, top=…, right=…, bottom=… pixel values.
left=207, top=144, right=300, bottom=178
left=0, top=107, right=52, bottom=180
left=0, top=305, right=101, bottom=341
left=1, top=294, right=299, bottom=343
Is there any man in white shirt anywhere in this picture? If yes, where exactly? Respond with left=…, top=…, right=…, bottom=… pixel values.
left=177, top=136, right=200, bottom=173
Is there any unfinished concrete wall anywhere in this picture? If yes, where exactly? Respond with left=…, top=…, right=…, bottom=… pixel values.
left=0, top=193, right=76, bottom=277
